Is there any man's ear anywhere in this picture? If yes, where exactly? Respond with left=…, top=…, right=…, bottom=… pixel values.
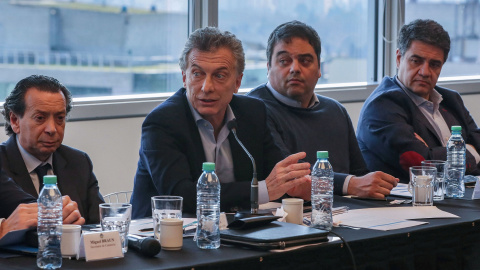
left=9, top=112, right=21, bottom=134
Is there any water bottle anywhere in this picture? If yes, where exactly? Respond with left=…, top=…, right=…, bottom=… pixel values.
left=196, top=162, right=221, bottom=249
left=311, top=151, right=334, bottom=231
left=445, top=126, right=466, bottom=198
left=37, top=175, right=63, bottom=269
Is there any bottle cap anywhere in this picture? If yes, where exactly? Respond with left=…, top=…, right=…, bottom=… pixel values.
left=202, top=162, right=215, bottom=171
left=43, top=175, right=57, bottom=184
left=451, top=126, right=461, bottom=132
left=317, top=151, right=328, bottom=159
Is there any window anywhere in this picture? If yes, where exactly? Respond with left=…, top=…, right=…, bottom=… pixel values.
left=0, top=0, right=188, bottom=100
left=405, top=0, right=480, bottom=78
left=0, top=0, right=478, bottom=121
left=218, top=1, right=369, bottom=89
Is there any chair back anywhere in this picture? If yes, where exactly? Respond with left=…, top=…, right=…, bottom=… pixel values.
left=103, top=191, right=133, bottom=203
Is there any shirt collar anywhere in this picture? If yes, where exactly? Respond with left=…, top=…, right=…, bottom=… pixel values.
left=395, top=76, right=443, bottom=108
left=186, top=94, right=236, bottom=127
left=266, top=81, right=319, bottom=108
left=16, top=135, right=53, bottom=173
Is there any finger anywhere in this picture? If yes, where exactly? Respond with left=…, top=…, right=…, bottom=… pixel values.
left=374, top=185, right=393, bottom=197
left=63, top=209, right=83, bottom=225
left=373, top=172, right=399, bottom=186
left=282, top=176, right=310, bottom=190
left=72, top=217, right=86, bottom=225
left=277, top=152, right=307, bottom=166
left=62, top=202, right=77, bottom=220
left=284, top=169, right=311, bottom=182
left=286, top=162, right=311, bottom=172
left=62, top=195, right=72, bottom=207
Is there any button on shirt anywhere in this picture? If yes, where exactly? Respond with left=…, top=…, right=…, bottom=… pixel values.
left=187, top=98, right=270, bottom=204
left=16, top=136, right=53, bottom=195
left=266, top=82, right=354, bottom=195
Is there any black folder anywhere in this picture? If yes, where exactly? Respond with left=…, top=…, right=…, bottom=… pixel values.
left=220, top=221, right=329, bottom=250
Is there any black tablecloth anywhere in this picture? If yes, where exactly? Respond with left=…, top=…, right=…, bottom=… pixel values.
left=2, top=189, right=479, bottom=270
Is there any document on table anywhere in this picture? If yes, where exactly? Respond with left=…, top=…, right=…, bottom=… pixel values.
left=390, top=183, right=412, bottom=198
left=333, top=206, right=458, bottom=231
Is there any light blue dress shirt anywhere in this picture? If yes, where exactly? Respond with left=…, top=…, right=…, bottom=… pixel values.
left=16, top=136, right=53, bottom=194
left=187, top=97, right=270, bottom=204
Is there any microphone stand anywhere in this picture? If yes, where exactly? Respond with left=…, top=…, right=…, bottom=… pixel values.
left=227, top=120, right=259, bottom=214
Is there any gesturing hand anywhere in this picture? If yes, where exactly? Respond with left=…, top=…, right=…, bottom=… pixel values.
left=266, top=152, right=311, bottom=201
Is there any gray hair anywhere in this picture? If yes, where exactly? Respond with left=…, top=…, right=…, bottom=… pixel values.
left=398, top=19, right=450, bottom=62
left=179, top=27, right=245, bottom=74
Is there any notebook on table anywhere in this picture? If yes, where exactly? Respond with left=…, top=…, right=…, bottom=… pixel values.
left=220, top=221, right=329, bottom=250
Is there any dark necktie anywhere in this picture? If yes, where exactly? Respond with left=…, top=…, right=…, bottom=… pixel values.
left=35, top=163, right=51, bottom=192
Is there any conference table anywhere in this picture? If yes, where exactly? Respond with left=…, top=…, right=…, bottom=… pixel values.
left=2, top=188, right=479, bottom=270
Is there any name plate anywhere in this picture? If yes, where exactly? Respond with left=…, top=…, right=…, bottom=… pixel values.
left=77, top=231, right=123, bottom=261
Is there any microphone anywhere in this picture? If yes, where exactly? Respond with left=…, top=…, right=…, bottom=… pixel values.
left=227, top=120, right=259, bottom=214
left=127, top=235, right=161, bottom=257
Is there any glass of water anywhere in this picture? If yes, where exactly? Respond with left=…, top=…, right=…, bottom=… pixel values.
left=99, top=203, right=132, bottom=253
left=151, top=196, right=183, bottom=241
left=409, top=166, right=436, bottom=206
left=421, top=160, right=446, bottom=201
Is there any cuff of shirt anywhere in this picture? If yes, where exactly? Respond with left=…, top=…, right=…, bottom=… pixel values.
left=342, top=175, right=355, bottom=195
left=258, top=180, right=270, bottom=204
left=466, top=144, right=480, bottom=164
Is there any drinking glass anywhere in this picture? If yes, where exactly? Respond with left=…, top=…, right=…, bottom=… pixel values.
left=151, top=196, right=183, bottom=241
left=99, top=203, right=132, bottom=253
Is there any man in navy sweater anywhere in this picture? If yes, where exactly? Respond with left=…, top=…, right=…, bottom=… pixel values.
left=248, top=21, right=398, bottom=199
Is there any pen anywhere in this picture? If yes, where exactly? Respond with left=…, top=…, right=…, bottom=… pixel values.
left=345, top=195, right=387, bottom=201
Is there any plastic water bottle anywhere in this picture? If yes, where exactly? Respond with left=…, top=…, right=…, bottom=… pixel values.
left=37, top=175, right=63, bottom=269
left=196, top=162, right=221, bottom=249
left=311, top=151, right=334, bottom=231
left=445, top=126, right=466, bottom=198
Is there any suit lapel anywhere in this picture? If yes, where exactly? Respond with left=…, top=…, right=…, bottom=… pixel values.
left=228, top=96, right=252, bottom=182
left=52, top=147, right=71, bottom=197
left=4, top=135, right=38, bottom=198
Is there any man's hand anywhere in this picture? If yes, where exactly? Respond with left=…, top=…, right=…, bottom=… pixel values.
left=266, top=152, right=311, bottom=201
left=286, top=175, right=312, bottom=201
left=0, top=203, right=37, bottom=239
left=347, top=171, right=399, bottom=199
left=62, top=196, right=85, bottom=225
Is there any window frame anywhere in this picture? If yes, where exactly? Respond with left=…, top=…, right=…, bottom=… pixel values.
left=0, top=0, right=479, bottom=124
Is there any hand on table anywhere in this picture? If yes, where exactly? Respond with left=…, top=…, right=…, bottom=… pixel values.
left=0, top=203, right=37, bottom=239
left=347, top=171, right=399, bottom=199
left=62, top=195, right=85, bottom=225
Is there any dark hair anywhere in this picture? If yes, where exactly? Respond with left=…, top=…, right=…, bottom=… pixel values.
left=179, top=27, right=245, bottom=74
left=398, top=19, right=450, bottom=62
left=266, top=20, right=322, bottom=67
left=3, top=75, right=72, bottom=135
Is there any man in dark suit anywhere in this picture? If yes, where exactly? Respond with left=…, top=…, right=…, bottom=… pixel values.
left=1, top=75, right=104, bottom=224
left=0, top=166, right=84, bottom=239
left=131, top=27, right=311, bottom=218
left=357, top=19, right=480, bottom=182
left=247, top=21, right=398, bottom=199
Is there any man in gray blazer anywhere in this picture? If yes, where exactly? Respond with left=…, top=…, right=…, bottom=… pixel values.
left=1, top=75, right=104, bottom=224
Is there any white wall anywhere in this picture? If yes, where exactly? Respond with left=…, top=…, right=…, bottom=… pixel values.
left=2, top=93, right=480, bottom=196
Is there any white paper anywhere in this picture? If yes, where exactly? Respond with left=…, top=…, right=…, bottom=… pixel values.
left=333, top=206, right=458, bottom=231
left=472, top=178, right=480, bottom=200
left=390, top=183, right=412, bottom=198
left=259, top=202, right=282, bottom=210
